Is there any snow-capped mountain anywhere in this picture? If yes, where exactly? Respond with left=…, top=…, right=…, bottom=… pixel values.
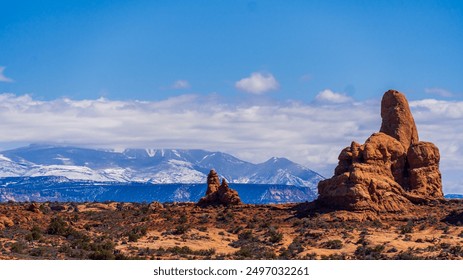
left=0, top=176, right=317, bottom=204
left=0, top=144, right=324, bottom=192
left=0, top=144, right=325, bottom=203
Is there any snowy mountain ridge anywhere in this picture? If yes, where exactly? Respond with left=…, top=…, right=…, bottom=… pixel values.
left=0, top=145, right=324, bottom=195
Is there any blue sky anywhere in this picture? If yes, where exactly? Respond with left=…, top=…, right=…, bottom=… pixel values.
left=1, top=0, right=462, bottom=101
left=1, top=1, right=463, bottom=192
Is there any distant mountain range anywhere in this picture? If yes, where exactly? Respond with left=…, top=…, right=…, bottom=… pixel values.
left=0, top=177, right=316, bottom=204
left=0, top=144, right=324, bottom=203
left=445, top=194, right=463, bottom=199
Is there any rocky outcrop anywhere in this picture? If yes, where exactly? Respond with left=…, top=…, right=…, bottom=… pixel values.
left=198, top=170, right=242, bottom=206
left=317, top=90, right=443, bottom=212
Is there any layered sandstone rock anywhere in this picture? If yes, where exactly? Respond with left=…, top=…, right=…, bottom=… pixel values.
left=317, top=90, right=443, bottom=212
left=198, top=170, right=242, bottom=206
left=205, top=169, right=221, bottom=195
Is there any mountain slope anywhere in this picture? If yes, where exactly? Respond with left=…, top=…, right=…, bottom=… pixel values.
left=0, top=144, right=323, bottom=187
left=0, top=176, right=316, bottom=204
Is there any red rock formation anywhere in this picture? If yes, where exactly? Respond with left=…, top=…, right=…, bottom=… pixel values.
left=379, top=90, right=419, bottom=149
left=317, top=90, right=443, bottom=212
left=205, top=169, right=220, bottom=195
left=198, top=170, right=242, bottom=206
left=217, top=179, right=242, bottom=205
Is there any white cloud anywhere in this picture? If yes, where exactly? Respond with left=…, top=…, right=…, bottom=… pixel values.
left=315, top=89, right=353, bottom=103
left=0, top=93, right=462, bottom=194
left=235, top=72, right=279, bottom=94
left=172, top=80, right=190, bottom=89
left=424, top=87, right=454, bottom=97
left=0, top=66, right=13, bottom=83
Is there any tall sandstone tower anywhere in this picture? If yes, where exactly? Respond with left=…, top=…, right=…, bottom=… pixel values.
left=317, top=90, right=443, bottom=212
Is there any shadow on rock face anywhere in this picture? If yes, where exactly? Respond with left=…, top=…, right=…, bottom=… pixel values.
left=442, top=209, right=463, bottom=226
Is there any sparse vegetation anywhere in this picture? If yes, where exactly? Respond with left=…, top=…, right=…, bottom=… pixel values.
left=399, top=219, right=414, bottom=234
left=322, top=239, right=343, bottom=249
left=1, top=200, right=463, bottom=260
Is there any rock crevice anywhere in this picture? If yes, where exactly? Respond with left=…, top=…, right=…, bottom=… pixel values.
left=317, top=90, right=443, bottom=212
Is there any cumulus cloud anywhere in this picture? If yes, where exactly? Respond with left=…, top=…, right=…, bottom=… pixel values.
left=172, top=80, right=191, bottom=89
left=0, top=66, right=13, bottom=83
left=315, top=89, right=353, bottom=103
left=0, top=93, right=462, bottom=194
left=235, top=72, right=279, bottom=94
left=424, top=87, right=454, bottom=98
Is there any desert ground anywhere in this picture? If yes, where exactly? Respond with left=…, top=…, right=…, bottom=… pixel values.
left=1, top=200, right=463, bottom=260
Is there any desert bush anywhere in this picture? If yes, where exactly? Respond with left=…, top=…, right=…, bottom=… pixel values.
left=172, top=224, right=189, bottom=235
left=234, top=244, right=276, bottom=259
left=39, top=204, right=51, bottom=214
left=355, top=235, right=369, bottom=246
left=400, top=220, right=414, bottom=234
left=216, top=209, right=234, bottom=223
left=440, top=242, right=451, bottom=250
left=305, top=231, right=323, bottom=240
left=87, top=239, right=116, bottom=260
left=403, top=234, right=412, bottom=241
left=303, top=252, right=318, bottom=260
left=30, top=247, right=46, bottom=257
left=196, top=248, right=216, bottom=256
left=322, top=239, right=343, bottom=249
left=178, top=213, right=188, bottom=224
left=164, top=246, right=216, bottom=257
left=25, top=225, right=42, bottom=242
left=238, top=230, right=255, bottom=241
left=47, top=216, right=70, bottom=236
left=394, top=248, right=423, bottom=260
left=197, top=226, right=208, bottom=232
left=418, top=223, right=427, bottom=231
left=321, top=253, right=347, bottom=260
left=426, top=215, right=438, bottom=225
left=289, top=237, right=304, bottom=253
left=355, top=244, right=385, bottom=260
left=68, top=231, right=91, bottom=250
left=127, top=226, right=147, bottom=242
left=88, top=250, right=115, bottom=260
left=279, top=237, right=304, bottom=258
left=424, top=245, right=437, bottom=252
left=268, top=227, right=283, bottom=244
left=199, top=214, right=210, bottom=224
left=371, top=219, right=383, bottom=228
left=448, top=245, right=463, bottom=256
left=167, top=246, right=193, bottom=255
left=442, top=225, right=450, bottom=234
left=292, top=219, right=302, bottom=227
left=387, top=247, right=398, bottom=253
left=10, top=241, right=27, bottom=254
left=230, top=229, right=257, bottom=248
left=229, top=225, right=244, bottom=234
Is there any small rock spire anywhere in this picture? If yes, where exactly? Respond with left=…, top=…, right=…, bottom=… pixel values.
left=198, top=170, right=242, bottom=206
